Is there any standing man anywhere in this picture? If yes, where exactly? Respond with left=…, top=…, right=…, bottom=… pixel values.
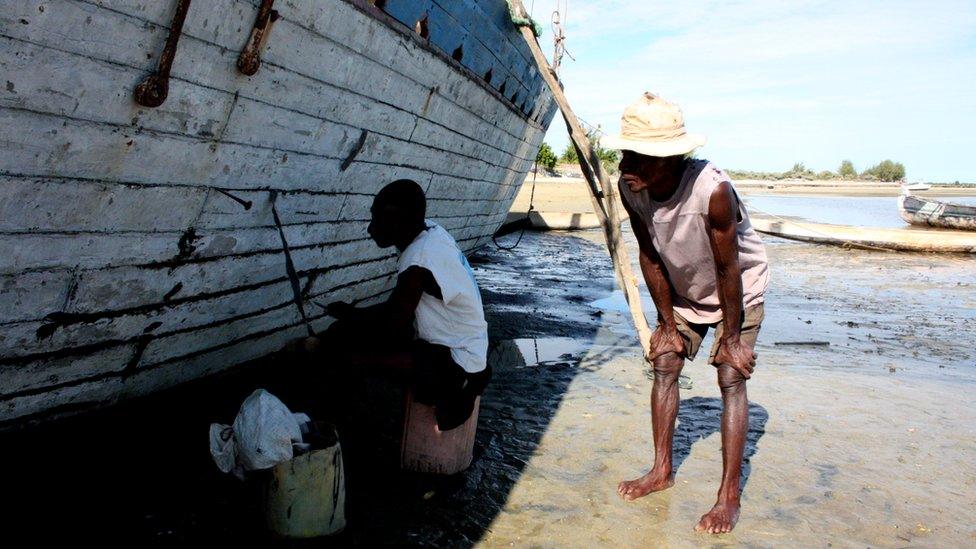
left=604, top=94, right=770, bottom=534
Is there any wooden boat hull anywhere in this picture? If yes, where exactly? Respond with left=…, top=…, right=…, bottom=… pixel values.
left=750, top=214, right=976, bottom=253
left=898, top=194, right=976, bottom=231
left=0, top=0, right=558, bottom=426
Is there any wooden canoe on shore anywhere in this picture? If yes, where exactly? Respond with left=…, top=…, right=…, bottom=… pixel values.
left=502, top=210, right=625, bottom=231
left=898, top=193, right=976, bottom=231
left=749, top=214, right=976, bottom=253
left=500, top=207, right=632, bottom=231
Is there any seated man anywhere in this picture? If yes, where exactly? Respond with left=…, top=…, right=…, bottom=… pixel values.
left=323, top=179, right=490, bottom=431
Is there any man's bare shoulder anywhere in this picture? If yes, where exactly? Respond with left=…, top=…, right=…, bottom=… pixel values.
left=707, top=180, right=738, bottom=229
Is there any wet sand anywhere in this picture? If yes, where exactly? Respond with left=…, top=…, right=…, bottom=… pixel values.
left=480, top=347, right=976, bottom=547
left=1, top=225, right=974, bottom=546
left=479, top=229, right=976, bottom=547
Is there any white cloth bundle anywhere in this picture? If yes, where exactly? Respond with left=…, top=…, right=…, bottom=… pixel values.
left=209, top=389, right=310, bottom=479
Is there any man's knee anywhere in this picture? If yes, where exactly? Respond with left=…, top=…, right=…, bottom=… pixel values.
left=716, top=365, right=747, bottom=393
left=652, top=352, right=684, bottom=380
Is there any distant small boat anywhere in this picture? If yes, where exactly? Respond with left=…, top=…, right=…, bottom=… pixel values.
left=898, top=192, right=976, bottom=231
left=904, top=183, right=931, bottom=192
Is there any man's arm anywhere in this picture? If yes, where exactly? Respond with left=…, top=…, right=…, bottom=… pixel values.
left=706, top=181, right=755, bottom=378
left=621, top=196, right=684, bottom=359
left=328, top=266, right=439, bottom=333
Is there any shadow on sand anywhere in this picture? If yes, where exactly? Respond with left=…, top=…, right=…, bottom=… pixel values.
left=672, top=396, right=769, bottom=493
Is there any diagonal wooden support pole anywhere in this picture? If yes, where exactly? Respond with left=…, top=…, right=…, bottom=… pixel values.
left=513, top=6, right=653, bottom=359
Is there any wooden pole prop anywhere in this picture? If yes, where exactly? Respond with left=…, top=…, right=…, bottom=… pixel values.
left=513, top=3, right=653, bottom=358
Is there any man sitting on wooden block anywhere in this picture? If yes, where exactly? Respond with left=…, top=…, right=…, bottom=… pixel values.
left=322, top=179, right=490, bottom=432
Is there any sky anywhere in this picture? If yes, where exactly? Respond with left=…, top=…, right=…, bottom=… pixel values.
left=530, top=0, right=976, bottom=182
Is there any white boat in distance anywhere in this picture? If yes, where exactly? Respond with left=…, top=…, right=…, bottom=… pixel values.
left=904, top=182, right=931, bottom=192
left=0, top=0, right=558, bottom=427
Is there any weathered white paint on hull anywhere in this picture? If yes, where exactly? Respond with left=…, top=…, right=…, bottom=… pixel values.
left=0, top=0, right=558, bottom=426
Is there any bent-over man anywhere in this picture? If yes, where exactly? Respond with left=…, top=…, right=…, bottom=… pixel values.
left=604, top=93, right=770, bottom=534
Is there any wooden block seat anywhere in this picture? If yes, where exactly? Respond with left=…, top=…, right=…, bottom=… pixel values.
left=400, top=388, right=480, bottom=474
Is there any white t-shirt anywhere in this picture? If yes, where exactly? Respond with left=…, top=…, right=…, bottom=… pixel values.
left=397, top=221, right=488, bottom=373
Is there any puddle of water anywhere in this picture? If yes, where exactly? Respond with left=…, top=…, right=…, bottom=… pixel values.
left=588, top=292, right=652, bottom=315
left=489, top=338, right=591, bottom=370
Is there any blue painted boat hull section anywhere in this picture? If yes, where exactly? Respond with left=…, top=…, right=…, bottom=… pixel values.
left=382, top=0, right=554, bottom=124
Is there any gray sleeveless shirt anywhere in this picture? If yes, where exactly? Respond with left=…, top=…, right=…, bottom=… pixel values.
left=619, top=159, right=769, bottom=324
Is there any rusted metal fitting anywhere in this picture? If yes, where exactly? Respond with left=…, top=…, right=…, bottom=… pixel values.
left=134, top=0, right=193, bottom=108
left=237, top=0, right=280, bottom=76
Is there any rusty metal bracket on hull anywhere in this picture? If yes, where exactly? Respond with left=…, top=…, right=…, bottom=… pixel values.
left=134, top=0, right=193, bottom=107
left=238, top=0, right=280, bottom=76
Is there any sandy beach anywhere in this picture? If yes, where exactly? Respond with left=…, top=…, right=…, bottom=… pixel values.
left=475, top=230, right=976, bottom=547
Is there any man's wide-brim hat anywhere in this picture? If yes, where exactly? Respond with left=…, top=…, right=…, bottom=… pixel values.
left=601, top=92, right=706, bottom=157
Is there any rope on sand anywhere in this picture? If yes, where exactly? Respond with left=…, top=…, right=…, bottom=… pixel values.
left=493, top=166, right=538, bottom=251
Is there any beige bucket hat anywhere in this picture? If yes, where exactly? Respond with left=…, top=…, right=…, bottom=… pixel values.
left=601, top=93, right=706, bottom=157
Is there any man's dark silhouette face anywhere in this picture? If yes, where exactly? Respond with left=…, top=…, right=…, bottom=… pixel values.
left=367, top=179, right=426, bottom=249
left=367, top=199, right=401, bottom=248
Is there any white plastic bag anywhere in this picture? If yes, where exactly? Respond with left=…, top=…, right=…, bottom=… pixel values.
left=209, top=423, right=241, bottom=478
left=209, top=389, right=310, bottom=478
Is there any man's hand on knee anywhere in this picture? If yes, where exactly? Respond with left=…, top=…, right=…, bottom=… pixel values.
left=647, top=324, right=686, bottom=363
left=713, top=335, right=756, bottom=380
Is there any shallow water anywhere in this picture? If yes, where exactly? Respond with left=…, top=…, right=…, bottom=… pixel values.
left=743, top=194, right=976, bottom=228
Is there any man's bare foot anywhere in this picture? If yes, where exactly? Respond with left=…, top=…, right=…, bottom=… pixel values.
left=617, top=468, right=674, bottom=501
left=695, top=499, right=740, bottom=534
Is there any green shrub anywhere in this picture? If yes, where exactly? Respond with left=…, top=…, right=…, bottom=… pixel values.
left=726, top=159, right=906, bottom=183
left=838, top=160, right=857, bottom=179
left=557, top=134, right=619, bottom=174
left=728, top=170, right=777, bottom=181
left=861, top=160, right=906, bottom=182
left=781, top=162, right=815, bottom=180
left=536, top=142, right=557, bottom=172
left=560, top=143, right=579, bottom=164
left=597, top=145, right=620, bottom=175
